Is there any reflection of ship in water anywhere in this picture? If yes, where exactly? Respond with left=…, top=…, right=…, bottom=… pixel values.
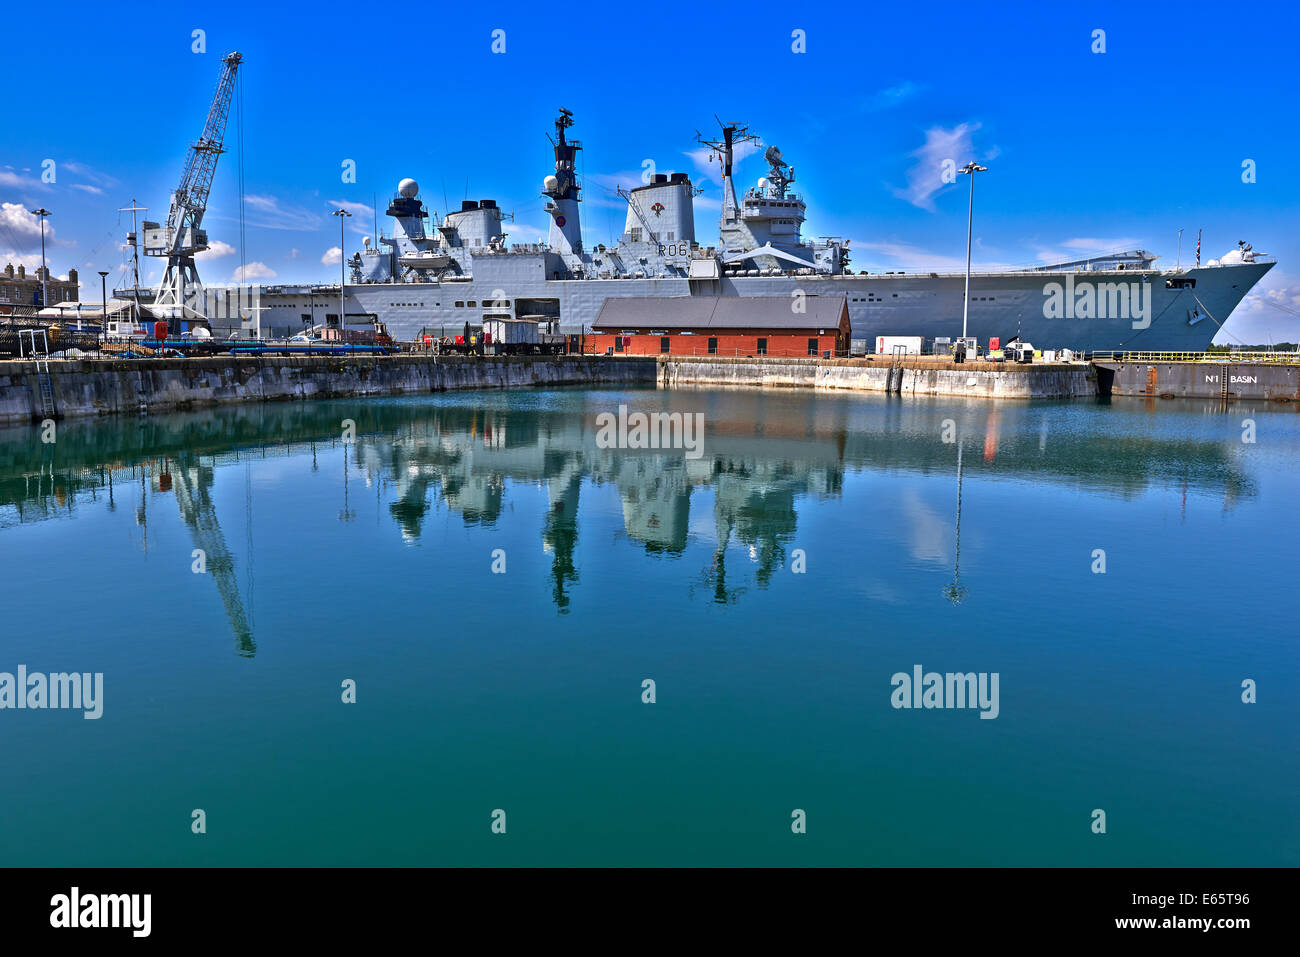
left=353, top=400, right=846, bottom=609
left=0, top=394, right=1265, bottom=623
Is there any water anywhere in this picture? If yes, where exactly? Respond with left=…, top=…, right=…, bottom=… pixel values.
left=0, top=388, right=1296, bottom=866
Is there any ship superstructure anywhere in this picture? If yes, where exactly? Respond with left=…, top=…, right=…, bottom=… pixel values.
left=213, top=109, right=1274, bottom=352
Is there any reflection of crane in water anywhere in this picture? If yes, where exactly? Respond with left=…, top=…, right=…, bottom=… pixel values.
left=943, top=441, right=969, bottom=605
left=170, top=456, right=256, bottom=657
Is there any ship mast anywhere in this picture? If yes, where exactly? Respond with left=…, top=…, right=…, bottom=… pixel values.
left=696, top=118, right=758, bottom=228
left=542, top=107, right=584, bottom=262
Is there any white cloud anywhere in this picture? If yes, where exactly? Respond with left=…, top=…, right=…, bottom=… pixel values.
left=232, top=262, right=276, bottom=281
left=288, top=248, right=300, bottom=259
left=0, top=202, right=54, bottom=250
left=0, top=251, right=43, bottom=271
left=70, top=183, right=104, bottom=195
left=321, top=247, right=342, bottom=265
left=685, top=140, right=762, bottom=187
left=196, top=239, right=236, bottom=260
left=1219, top=268, right=1300, bottom=344
left=329, top=200, right=372, bottom=215
left=890, top=123, right=982, bottom=212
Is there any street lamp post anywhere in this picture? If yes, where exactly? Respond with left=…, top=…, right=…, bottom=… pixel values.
left=332, top=209, right=352, bottom=338
left=958, top=163, right=986, bottom=342
left=98, top=270, right=109, bottom=351
left=30, top=208, right=51, bottom=308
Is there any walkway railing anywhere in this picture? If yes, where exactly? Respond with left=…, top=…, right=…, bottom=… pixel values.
left=1090, top=350, right=1300, bottom=364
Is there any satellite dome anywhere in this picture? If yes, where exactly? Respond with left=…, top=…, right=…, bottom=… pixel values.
left=544, top=175, right=559, bottom=193
left=398, top=178, right=419, bottom=198
left=363, top=236, right=371, bottom=247
left=757, top=177, right=768, bottom=188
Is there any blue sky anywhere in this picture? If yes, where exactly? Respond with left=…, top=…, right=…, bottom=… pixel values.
left=2, top=0, right=1297, bottom=342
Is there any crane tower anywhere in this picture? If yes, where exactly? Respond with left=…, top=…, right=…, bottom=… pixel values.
left=142, top=51, right=243, bottom=316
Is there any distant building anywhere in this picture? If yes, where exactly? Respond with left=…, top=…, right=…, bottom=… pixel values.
left=0, top=263, right=79, bottom=309
left=588, top=295, right=850, bottom=358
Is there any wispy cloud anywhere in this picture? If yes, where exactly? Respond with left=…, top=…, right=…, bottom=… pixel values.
left=223, top=194, right=323, bottom=231
left=890, top=123, right=982, bottom=212
left=320, top=246, right=341, bottom=265
left=584, top=169, right=657, bottom=209
left=69, top=183, right=104, bottom=195
left=1061, top=237, right=1145, bottom=252
left=1029, top=237, right=1148, bottom=265
left=506, top=224, right=551, bottom=244
left=861, top=81, right=925, bottom=112
left=852, top=239, right=972, bottom=272
left=63, top=161, right=119, bottom=190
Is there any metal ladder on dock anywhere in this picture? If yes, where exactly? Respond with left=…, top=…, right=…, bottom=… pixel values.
left=18, top=329, right=56, bottom=420
left=888, top=343, right=908, bottom=393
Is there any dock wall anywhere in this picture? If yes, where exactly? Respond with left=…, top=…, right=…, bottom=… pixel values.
left=1094, top=361, right=1300, bottom=400
left=658, top=356, right=1098, bottom=399
left=0, top=355, right=658, bottom=425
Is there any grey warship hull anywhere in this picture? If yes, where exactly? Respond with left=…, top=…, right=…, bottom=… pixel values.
left=253, top=260, right=1272, bottom=353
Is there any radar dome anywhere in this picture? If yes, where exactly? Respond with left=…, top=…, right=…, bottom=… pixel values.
left=398, top=178, right=419, bottom=198
left=756, top=177, right=768, bottom=189
left=544, top=175, right=559, bottom=193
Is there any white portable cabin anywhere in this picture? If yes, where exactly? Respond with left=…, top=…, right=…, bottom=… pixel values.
left=484, top=316, right=539, bottom=345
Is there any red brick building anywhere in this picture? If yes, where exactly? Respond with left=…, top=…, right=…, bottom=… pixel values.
left=587, top=295, right=850, bottom=358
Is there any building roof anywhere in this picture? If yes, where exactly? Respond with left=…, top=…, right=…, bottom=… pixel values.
left=593, top=295, right=847, bottom=331
left=38, top=300, right=157, bottom=319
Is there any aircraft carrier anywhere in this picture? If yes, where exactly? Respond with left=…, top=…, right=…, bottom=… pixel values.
left=220, top=109, right=1274, bottom=352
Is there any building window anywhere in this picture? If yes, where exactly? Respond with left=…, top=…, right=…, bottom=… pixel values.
left=807, top=338, right=818, bottom=356
left=757, top=337, right=767, bottom=355
left=614, top=336, right=624, bottom=353
left=707, top=337, right=718, bottom=355
left=468, top=301, right=477, bottom=307
left=455, top=301, right=464, bottom=308
left=660, top=336, right=670, bottom=354
left=630, top=227, right=642, bottom=242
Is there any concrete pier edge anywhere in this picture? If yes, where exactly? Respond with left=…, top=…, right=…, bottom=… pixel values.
left=5, top=353, right=1295, bottom=426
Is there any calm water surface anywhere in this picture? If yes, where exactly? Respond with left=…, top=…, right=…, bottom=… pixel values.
left=0, top=387, right=1295, bottom=866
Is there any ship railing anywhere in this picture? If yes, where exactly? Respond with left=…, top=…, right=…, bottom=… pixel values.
left=1089, top=350, right=1300, bottom=364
